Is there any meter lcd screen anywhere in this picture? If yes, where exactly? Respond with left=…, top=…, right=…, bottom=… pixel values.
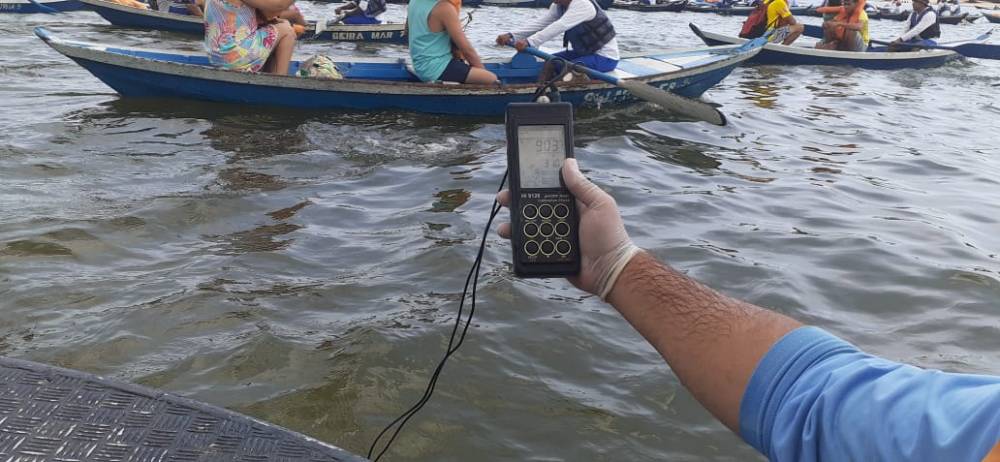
left=517, top=125, right=566, bottom=189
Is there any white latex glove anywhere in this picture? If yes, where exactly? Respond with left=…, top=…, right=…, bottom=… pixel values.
left=497, top=159, right=640, bottom=300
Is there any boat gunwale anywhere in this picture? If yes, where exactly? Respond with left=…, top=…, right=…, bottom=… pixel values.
left=696, top=27, right=958, bottom=61
left=42, top=31, right=760, bottom=96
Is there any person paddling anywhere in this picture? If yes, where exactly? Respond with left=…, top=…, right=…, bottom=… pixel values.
left=814, top=0, right=868, bottom=51
left=889, top=0, right=939, bottom=51
left=495, top=0, right=619, bottom=81
left=335, top=0, right=386, bottom=24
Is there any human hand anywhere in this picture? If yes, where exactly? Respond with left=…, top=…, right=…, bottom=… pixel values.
left=514, top=39, right=529, bottom=51
left=496, top=159, right=640, bottom=299
left=496, top=33, right=513, bottom=46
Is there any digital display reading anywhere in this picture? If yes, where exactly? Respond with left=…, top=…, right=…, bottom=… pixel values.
left=517, top=125, right=566, bottom=189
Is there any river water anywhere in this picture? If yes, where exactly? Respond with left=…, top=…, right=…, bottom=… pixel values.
left=2, top=5, right=999, bottom=461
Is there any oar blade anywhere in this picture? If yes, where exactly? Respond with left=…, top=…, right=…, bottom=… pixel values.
left=953, top=43, right=1000, bottom=60
left=618, top=79, right=727, bottom=126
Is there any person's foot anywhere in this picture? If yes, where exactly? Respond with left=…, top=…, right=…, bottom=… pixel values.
left=565, top=71, right=591, bottom=85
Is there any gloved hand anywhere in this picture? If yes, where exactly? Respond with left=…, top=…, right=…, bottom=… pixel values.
left=496, top=159, right=640, bottom=300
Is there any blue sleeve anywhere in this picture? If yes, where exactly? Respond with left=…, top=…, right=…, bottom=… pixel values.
left=739, top=327, right=1000, bottom=462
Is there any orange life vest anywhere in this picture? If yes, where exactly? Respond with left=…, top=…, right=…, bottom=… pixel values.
left=816, top=0, right=865, bottom=42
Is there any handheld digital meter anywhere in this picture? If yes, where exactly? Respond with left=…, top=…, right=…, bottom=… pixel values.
left=505, top=102, right=580, bottom=278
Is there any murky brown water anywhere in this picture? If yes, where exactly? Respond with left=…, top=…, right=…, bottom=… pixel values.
left=2, top=5, right=999, bottom=460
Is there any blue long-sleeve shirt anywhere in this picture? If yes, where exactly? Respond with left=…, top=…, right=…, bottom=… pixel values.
left=740, top=327, right=1000, bottom=461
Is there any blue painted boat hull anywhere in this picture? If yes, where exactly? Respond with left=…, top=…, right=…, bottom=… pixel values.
left=37, top=26, right=762, bottom=116
left=82, top=0, right=406, bottom=43
left=692, top=24, right=958, bottom=69
left=0, top=0, right=82, bottom=13
left=66, top=56, right=737, bottom=115
left=88, top=3, right=203, bottom=33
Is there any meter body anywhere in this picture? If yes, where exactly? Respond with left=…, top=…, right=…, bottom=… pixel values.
left=505, top=102, right=580, bottom=278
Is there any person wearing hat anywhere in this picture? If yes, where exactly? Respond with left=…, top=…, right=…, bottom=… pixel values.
left=889, top=0, right=940, bottom=51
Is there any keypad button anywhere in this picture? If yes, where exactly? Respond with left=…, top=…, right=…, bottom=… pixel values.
left=554, top=204, right=569, bottom=219
left=522, top=204, right=538, bottom=219
left=524, top=240, right=540, bottom=256
left=540, top=240, right=555, bottom=256
left=538, top=204, right=553, bottom=219
left=554, top=222, right=570, bottom=237
left=556, top=240, right=571, bottom=256
left=539, top=222, right=554, bottom=237
left=524, top=223, right=539, bottom=237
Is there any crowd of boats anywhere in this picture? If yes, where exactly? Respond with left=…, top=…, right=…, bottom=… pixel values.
left=2, top=0, right=998, bottom=118
left=616, top=0, right=1000, bottom=23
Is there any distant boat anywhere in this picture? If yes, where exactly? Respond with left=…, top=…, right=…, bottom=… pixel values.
left=613, top=0, right=688, bottom=12
left=0, top=0, right=82, bottom=13
left=369, top=0, right=485, bottom=4
left=35, top=26, right=763, bottom=116
left=878, top=8, right=910, bottom=20
left=691, top=23, right=959, bottom=69
left=481, top=0, right=551, bottom=7
left=938, top=12, right=968, bottom=24
left=78, top=0, right=406, bottom=43
left=716, top=5, right=811, bottom=15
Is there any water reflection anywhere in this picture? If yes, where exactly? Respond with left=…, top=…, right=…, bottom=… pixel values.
left=734, top=68, right=788, bottom=109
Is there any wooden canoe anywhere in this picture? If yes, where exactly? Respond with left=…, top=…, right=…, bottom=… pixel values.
left=35, top=26, right=764, bottom=116
left=0, top=0, right=82, bottom=13
left=613, top=0, right=688, bottom=12
left=691, top=23, right=959, bottom=69
left=78, top=0, right=406, bottom=43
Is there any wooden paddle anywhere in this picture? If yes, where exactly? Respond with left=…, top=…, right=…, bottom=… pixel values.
left=512, top=44, right=729, bottom=125
left=870, top=30, right=1000, bottom=60
left=26, top=0, right=59, bottom=13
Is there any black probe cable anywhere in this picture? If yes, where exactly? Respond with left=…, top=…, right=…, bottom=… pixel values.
left=368, top=170, right=509, bottom=461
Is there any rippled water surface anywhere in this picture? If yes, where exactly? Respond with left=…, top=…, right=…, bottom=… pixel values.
left=2, top=6, right=1000, bottom=460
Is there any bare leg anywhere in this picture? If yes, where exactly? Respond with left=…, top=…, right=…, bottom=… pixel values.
left=782, top=23, right=805, bottom=46
left=537, top=60, right=557, bottom=83
left=278, top=6, right=306, bottom=25
left=261, top=20, right=296, bottom=75
left=465, top=67, right=499, bottom=85
left=840, top=30, right=865, bottom=52
left=815, top=22, right=836, bottom=49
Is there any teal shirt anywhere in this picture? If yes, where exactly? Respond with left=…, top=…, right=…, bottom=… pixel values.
left=407, top=0, right=453, bottom=82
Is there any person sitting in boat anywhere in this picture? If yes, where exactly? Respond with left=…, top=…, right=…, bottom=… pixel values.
left=888, top=0, right=939, bottom=51
left=407, top=0, right=498, bottom=84
left=764, top=0, right=805, bottom=45
left=495, top=0, right=620, bottom=81
left=203, top=0, right=298, bottom=75
left=814, top=0, right=868, bottom=51
left=936, top=0, right=958, bottom=16
left=335, top=0, right=386, bottom=24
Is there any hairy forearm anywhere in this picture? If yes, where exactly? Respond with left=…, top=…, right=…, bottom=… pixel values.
left=606, top=252, right=801, bottom=431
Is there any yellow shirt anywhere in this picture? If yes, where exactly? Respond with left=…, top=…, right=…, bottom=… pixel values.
left=766, top=0, right=792, bottom=29
left=858, top=10, right=869, bottom=45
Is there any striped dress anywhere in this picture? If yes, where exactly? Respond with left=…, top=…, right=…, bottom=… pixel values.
left=203, top=0, right=279, bottom=72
